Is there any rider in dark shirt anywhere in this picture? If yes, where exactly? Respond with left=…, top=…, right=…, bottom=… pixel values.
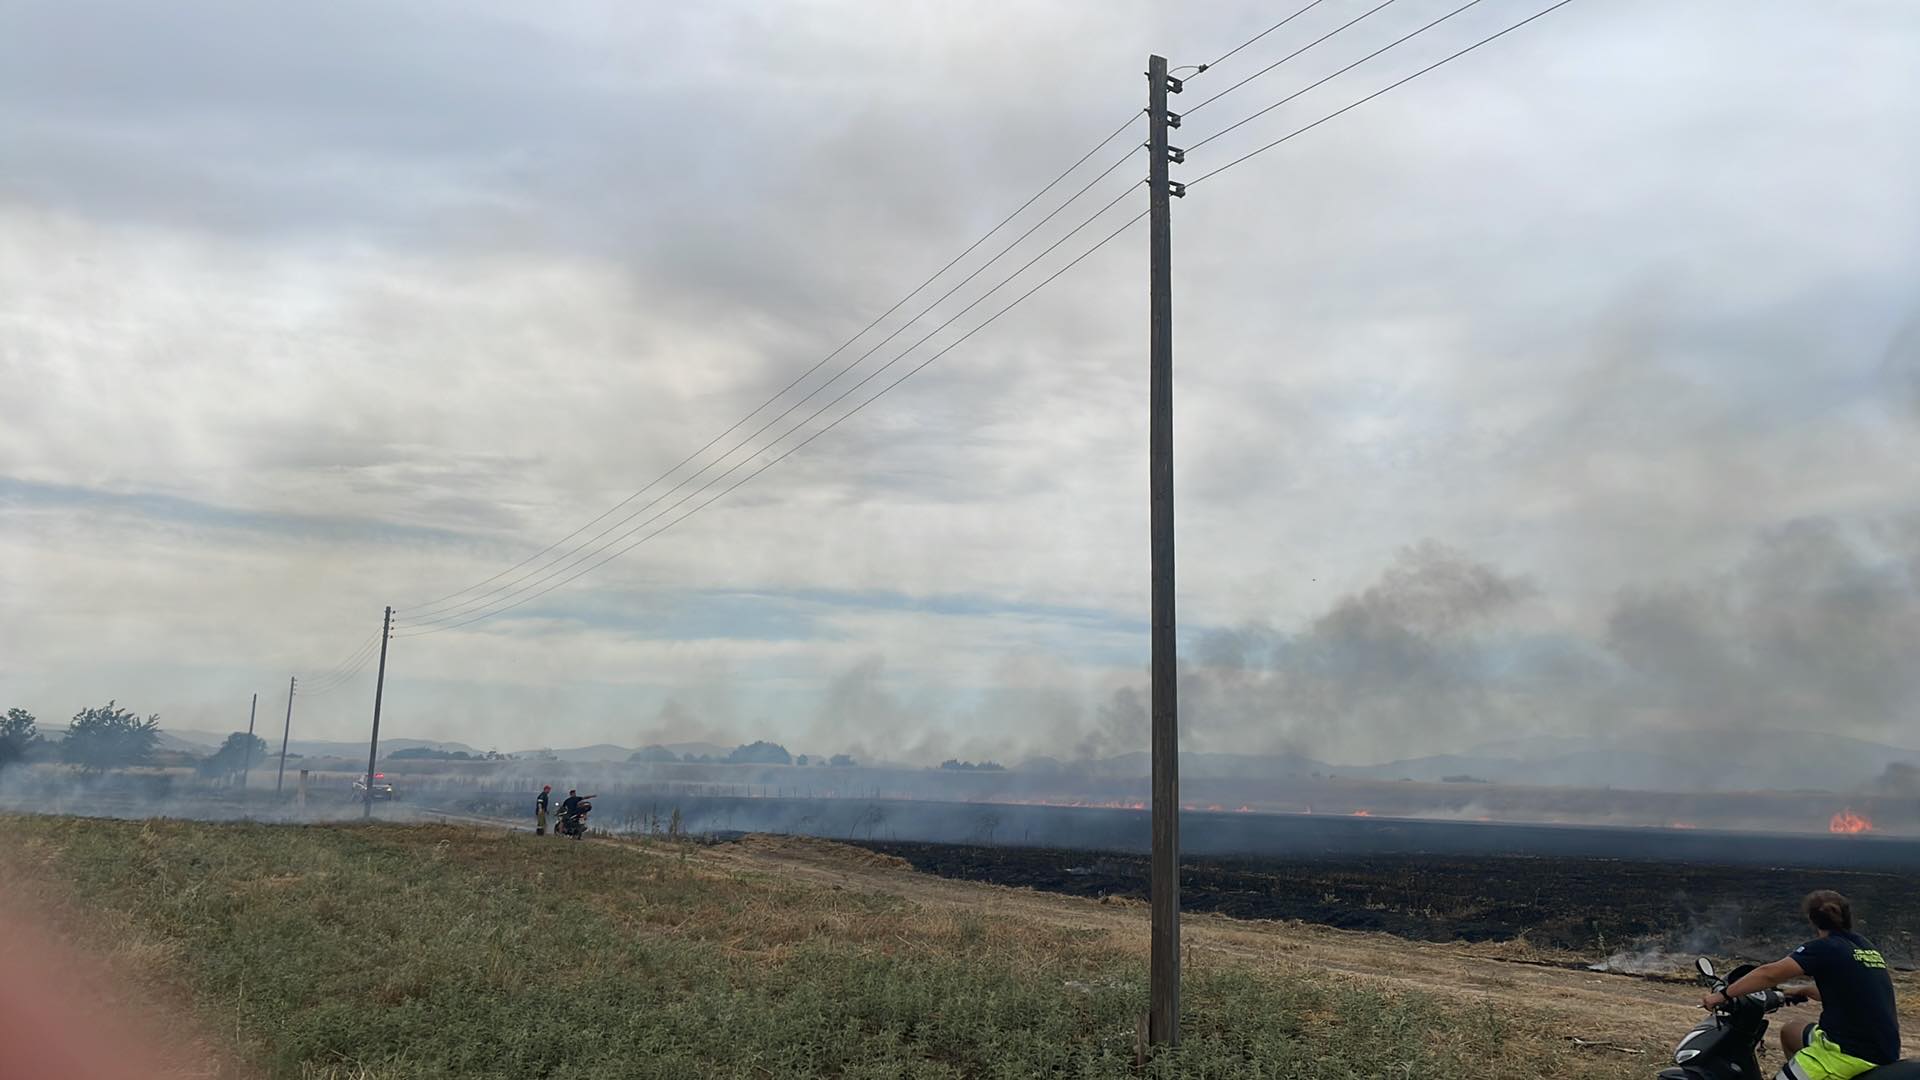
left=1705, top=890, right=1900, bottom=1078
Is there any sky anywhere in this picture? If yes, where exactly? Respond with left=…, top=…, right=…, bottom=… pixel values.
left=2, top=0, right=1916, bottom=766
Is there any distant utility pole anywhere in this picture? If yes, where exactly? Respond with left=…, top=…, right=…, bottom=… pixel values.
left=276, top=676, right=296, bottom=794
left=1146, top=52, right=1185, bottom=1050
left=242, top=691, right=258, bottom=789
left=362, top=606, right=393, bottom=820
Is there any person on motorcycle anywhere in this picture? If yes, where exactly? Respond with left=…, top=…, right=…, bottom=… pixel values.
left=1702, top=890, right=1900, bottom=1079
left=560, top=789, right=583, bottom=818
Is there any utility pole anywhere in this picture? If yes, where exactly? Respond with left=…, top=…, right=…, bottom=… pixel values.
left=242, top=691, right=258, bottom=789
left=1146, top=52, right=1185, bottom=1050
left=362, top=606, right=393, bottom=820
left=276, top=676, right=296, bottom=794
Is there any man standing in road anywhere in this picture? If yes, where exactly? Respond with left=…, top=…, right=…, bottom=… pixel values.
left=535, top=784, right=551, bottom=836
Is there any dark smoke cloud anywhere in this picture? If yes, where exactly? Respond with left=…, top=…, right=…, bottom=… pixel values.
left=1607, top=516, right=1920, bottom=737
left=1087, top=519, right=1919, bottom=766
left=1172, top=542, right=1536, bottom=761
left=1076, top=686, right=1146, bottom=762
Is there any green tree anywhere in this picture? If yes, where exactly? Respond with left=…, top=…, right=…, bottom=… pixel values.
left=62, top=701, right=160, bottom=772
left=726, top=740, right=792, bottom=765
left=0, top=707, right=39, bottom=768
left=197, top=732, right=269, bottom=783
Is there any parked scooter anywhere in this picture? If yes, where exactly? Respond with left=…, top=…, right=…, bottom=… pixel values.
left=556, top=798, right=593, bottom=840
left=1661, top=958, right=1920, bottom=1080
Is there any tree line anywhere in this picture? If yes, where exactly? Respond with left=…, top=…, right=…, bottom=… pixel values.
left=0, top=702, right=264, bottom=784
left=628, top=741, right=855, bottom=767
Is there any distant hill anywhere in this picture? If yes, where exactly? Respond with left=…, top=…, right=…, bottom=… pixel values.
left=506, top=741, right=739, bottom=763
left=1078, top=728, right=1920, bottom=793
left=1339, top=729, right=1920, bottom=793
left=153, top=729, right=226, bottom=753
left=303, top=738, right=481, bottom=761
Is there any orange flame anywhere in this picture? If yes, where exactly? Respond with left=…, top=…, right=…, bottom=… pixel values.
left=1351, top=809, right=1372, bottom=817
left=1829, top=809, right=1873, bottom=835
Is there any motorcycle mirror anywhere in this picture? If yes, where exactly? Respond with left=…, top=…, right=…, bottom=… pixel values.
left=1696, top=958, right=1715, bottom=978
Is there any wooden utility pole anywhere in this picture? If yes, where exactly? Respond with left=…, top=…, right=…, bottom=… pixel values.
left=362, top=606, right=393, bottom=819
left=276, top=676, right=296, bottom=794
left=242, top=691, right=258, bottom=789
left=1146, top=52, right=1184, bottom=1049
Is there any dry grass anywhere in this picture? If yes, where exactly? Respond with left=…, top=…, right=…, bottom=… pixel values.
left=4, top=815, right=1692, bottom=1078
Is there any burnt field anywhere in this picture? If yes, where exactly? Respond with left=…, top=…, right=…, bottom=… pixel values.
left=853, top=839, right=1920, bottom=968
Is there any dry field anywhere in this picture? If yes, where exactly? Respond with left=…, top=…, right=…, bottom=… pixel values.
left=3, top=815, right=1916, bottom=1078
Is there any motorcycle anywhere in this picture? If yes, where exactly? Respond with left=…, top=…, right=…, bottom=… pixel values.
left=556, top=798, right=593, bottom=840
left=1661, top=957, right=1920, bottom=1080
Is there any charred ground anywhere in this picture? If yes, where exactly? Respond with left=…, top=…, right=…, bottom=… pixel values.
left=853, top=840, right=1920, bottom=967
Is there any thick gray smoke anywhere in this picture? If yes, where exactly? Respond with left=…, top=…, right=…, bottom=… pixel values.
left=1171, top=542, right=1536, bottom=762
left=1154, top=516, right=1919, bottom=767
left=1606, top=516, right=1920, bottom=735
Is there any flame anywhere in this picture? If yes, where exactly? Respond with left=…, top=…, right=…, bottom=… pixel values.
left=1351, top=809, right=1371, bottom=817
left=1829, top=809, right=1873, bottom=835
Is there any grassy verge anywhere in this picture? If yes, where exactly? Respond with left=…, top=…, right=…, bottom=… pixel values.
left=3, top=816, right=1626, bottom=1079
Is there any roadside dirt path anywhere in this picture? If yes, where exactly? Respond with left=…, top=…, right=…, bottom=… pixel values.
left=700, top=833, right=1920, bottom=1063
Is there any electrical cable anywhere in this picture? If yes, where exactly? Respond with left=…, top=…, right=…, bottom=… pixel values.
left=397, top=190, right=1148, bottom=636
left=1186, top=0, right=1407, bottom=116
left=300, top=644, right=381, bottom=696
left=395, top=110, right=1143, bottom=621
left=409, top=0, right=1584, bottom=635
left=399, top=146, right=1145, bottom=631
left=336, top=0, right=1577, bottom=647
left=297, top=631, right=379, bottom=687
left=1193, top=0, right=1337, bottom=76
left=299, top=635, right=383, bottom=696
left=1188, top=0, right=1579, bottom=186
left=1188, top=0, right=1487, bottom=152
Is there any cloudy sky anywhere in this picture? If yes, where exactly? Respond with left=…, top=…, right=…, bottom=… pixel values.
left=2, top=0, right=1915, bottom=765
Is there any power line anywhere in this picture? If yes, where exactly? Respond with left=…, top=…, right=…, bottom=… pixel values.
left=301, top=638, right=382, bottom=696
left=1187, top=0, right=1409, bottom=119
left=398, top=0, right=1570, bottom=638
left=399, top=147, right=1145, bottom=632
left=397, top=191, right=1148, bottom=637
left=348, top=1, right=1576, bottom=647
left=303, top=655, right=375, bottom=697
left=395, top=111, right=1142, bottom=621
left=1190, top=0, right=1338, bottom=77
left=1189, top=0, right=1580, bottom=186
left=400, top=182, right=1140, bottom=635
left=298, top=631, right=380, bottom=686
left=1189, top=0, right=1487, bottom=152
